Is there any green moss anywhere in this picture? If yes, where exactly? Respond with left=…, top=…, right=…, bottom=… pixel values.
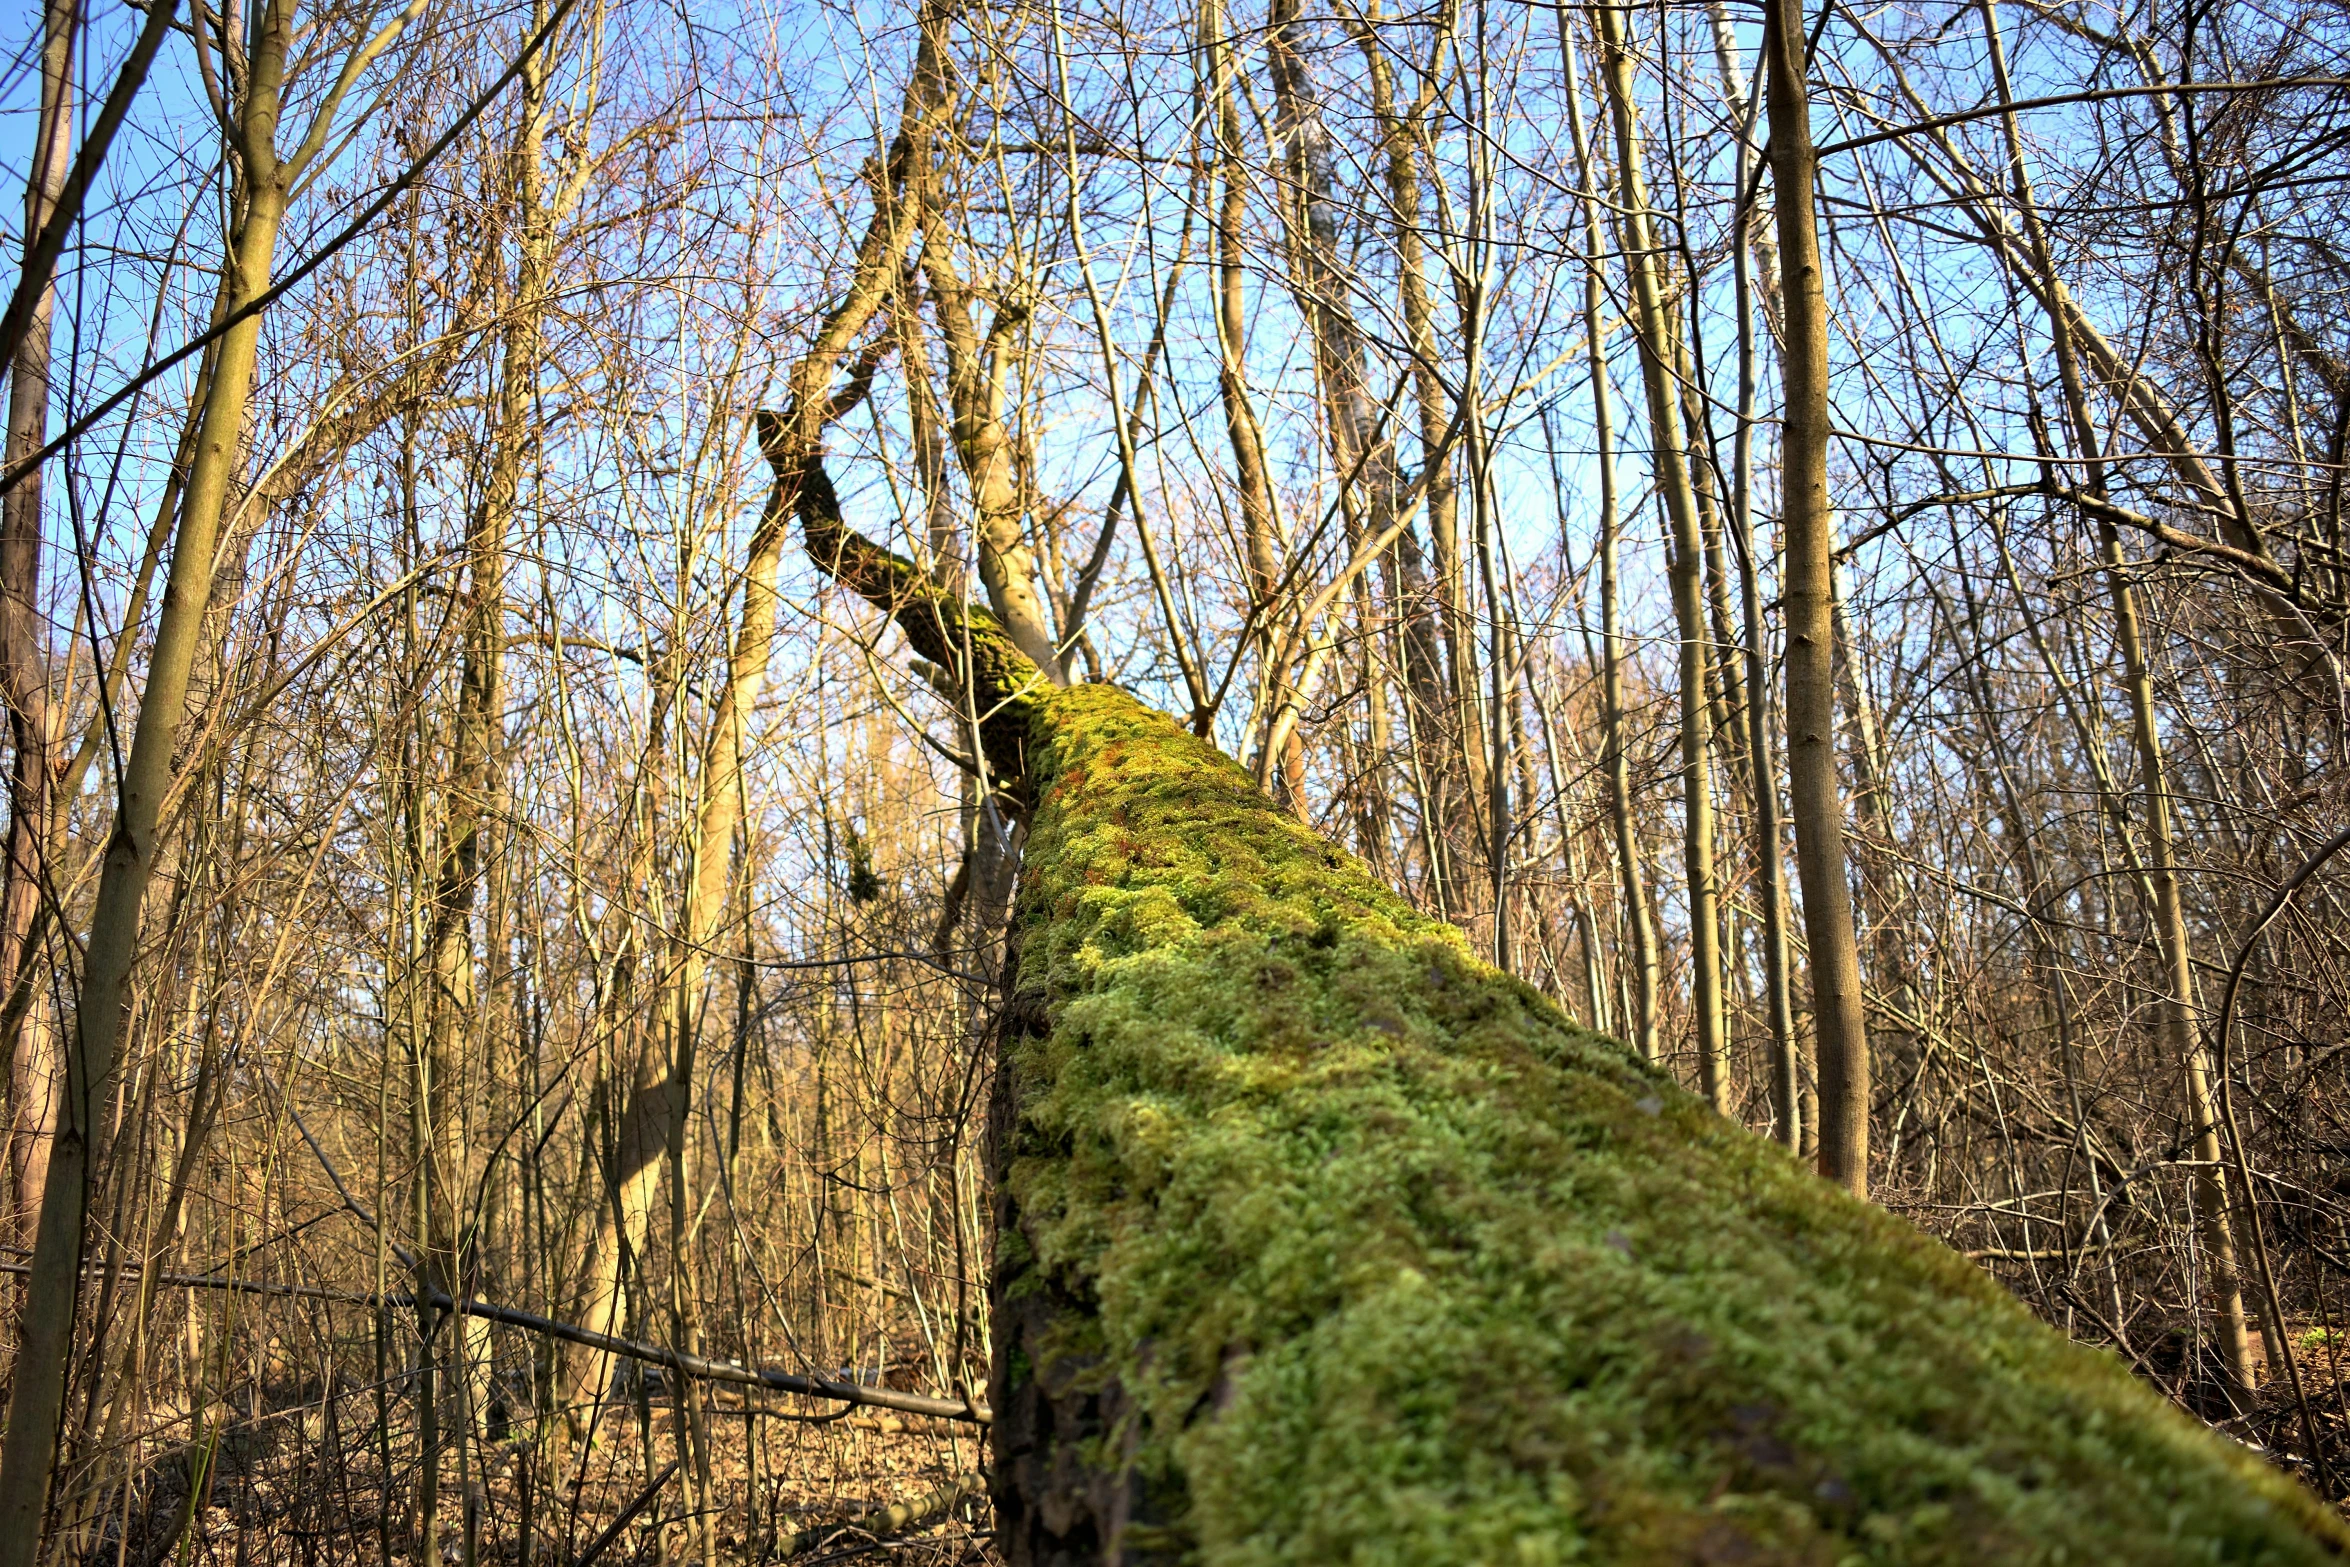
left=995, top=683, right=2348, bottom=1566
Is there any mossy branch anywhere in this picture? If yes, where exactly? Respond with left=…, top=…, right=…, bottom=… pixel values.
left=756, top=417, right=1043, bottom=803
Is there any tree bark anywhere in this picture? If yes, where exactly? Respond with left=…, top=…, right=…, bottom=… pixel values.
left=910, top=73, right=1067, bottom=684
left=1339, top=0, right=1486, bottom=880
left=1764, top=0, right=1872, bottom=1196
left=1267, top=0, right=1464, bottom=913
left=0, top=0, right=74, bottom=1250
left=0, top=0, right=309, bottom=1535
left=1708, top=19, right=1802, bottom=1145
left=1203, top=0, right=1304, bottom=812
left=1558, top=20, right=1659, bottom=1066
left=1587, top=0, right=1728, bottom=1107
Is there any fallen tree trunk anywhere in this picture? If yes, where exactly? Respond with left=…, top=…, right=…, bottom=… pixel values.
left=768, top=425, right=2349, bottom=1565
left=774, top=1469, right=988, bottom=1558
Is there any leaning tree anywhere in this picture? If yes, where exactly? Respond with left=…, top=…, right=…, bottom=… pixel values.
left=752, top=408, right=2350, bottom=1565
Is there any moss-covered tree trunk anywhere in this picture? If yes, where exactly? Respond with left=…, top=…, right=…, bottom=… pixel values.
left=766, top=434, right=2348, bottom=1567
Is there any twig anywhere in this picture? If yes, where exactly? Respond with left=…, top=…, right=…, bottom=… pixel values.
left=572, top=1460, right=679, bottom=1567
left=0, top=1259, right=989, bottom=1424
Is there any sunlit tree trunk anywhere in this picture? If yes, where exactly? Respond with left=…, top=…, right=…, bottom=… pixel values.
left=416, top=13, right=556, bottom=1543
left=558, top=0, right=949, bottom=1452
left=1764, top=0, right=1871, bottom=1195
left=1342, top=1, right=1487, bottom=887
left=1974, top=0, right=2254, bottom=1387
left=911, top=97, right=1066, bottom=682
left=1557, top=20, right=1660, bottom=1065
left=1588, top=0, right=1727, bottom=1106
left=1204, top=0, right=1304, bottom=813
left=0, top=0, right=73, bottom=1250
left=0, top=0, right=310, bottom=1536
left=1269, top=0, right=1463, bottom=917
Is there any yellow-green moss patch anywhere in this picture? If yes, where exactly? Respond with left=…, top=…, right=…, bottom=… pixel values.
left=993, top=683, right=2346, bottom=1566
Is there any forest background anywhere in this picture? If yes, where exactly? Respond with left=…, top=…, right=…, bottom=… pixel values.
left=0, top=0, right=2346, bottom=1555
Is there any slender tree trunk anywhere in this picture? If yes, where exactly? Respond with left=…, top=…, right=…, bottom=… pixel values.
left=561, top=0, right=951, bottom=1440
left=416, top=29, right=551, bottom=1546
left=0, top=0, right=73, bottom=1248
left=1204, top=0, right=1303, bottom=812
left=1683, top=366, right=1747, bottom=798
left=1764, top=0, right=1871, bottom=1195
left=557, top=673, right=674, bottom=1444
left=1588, top=0, right=1727, bottom=1105
left=1270, top=0, right=1462, bottom=913
left=1350, top=3, right=1484, bottom=882
left=899, top=294, right=962, bottom=591
left=0, top=7, right=297, bottom=1542
left=1974, top=0, right=2253, bottom=1390
left=1706, top=0, right=1783, bottom=337
left=913, top=191, right=1065, bottom=679
left=1732, top=208, right=1801, bottom=1150
left=2102, top=525, right=2257, bottom=1386
left=1352, top=1, right=1488, bottom=902
left=1695, top=15, right=1797, bottom=1142
left=1558, top=21, right=1659, bottom=1064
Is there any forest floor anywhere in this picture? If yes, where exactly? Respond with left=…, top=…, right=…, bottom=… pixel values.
left=86, top=1387, right=997, bottom=1566
left=57, top=1313, right=2350, bottom=1562
left=2223, top=1326, right=2350, bottom=1506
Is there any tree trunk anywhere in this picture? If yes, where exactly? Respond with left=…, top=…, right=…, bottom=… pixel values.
left=557, top=0, right=951, bottom=1433
left=779, top=436, right=2350, bottom=1567
left=1976, top=0, right=2254, bottom=1390
left=0, top=0, right=73, bottom=1251
left=1266, top=0, right=1465, bottom=914
left=1588, top=0, right=1728, bottom=1108
left=0, top=4, right=300, bottom=1537
left=1204, top=0, right=1303, bottom=813
left=1764, top=0, right=1872, bottom=1196
left=1342, top=2, right=1486, bottom=890
left=416, top=21, right=551, bottom=1542
left=912, top=174, right=1065, bottom=681
left=1710, top=26, right=1802, bottom=1145
left=1558, top=22, right=1659, bottom=1065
